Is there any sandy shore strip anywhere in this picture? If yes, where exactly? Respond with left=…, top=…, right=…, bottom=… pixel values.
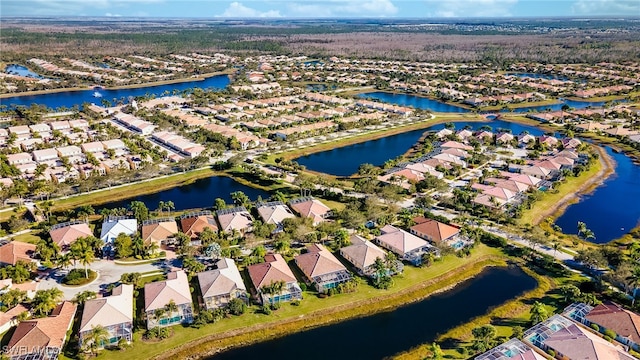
left=532, top=145, right=615, bottom=226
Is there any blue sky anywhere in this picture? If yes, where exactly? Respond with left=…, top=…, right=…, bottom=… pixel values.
left=1, top=0, right=639, bottom=18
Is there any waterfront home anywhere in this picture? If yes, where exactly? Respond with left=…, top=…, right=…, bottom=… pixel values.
left=144, top=270, right=194, bottom=328
left=247, top=253, right=303, bottom=305
left=256, top=201, right=295, bottom=232
left=6, top=301, right=77, bottom=360
left=99, top=217, right=137, bottom=253
left=0, top=304, right=29, bottom=335
left=440, top=140, right=473, bottom=151
left=410, top=217, right=460, bottom=245
left=0, top=241, right=36, bottom=266
left=476, top=338, right=546, bottom=360
left=539, top=323, right=634, bottom=360
left=49, top=221, right=93, bottom=249
left=216, top=207, right=253, bottom=234
left=288, top=197, right=332, bottom=226
left=565, top=302, right=640, bottom=351
left=374, top=225, right=435, bottom=266
left=179, top=211, right=218, bottom=240
left=405, top=162, right=444, bottom=179
left=141, top=218, right=178, bottom=247
left=473, top=193, right=507, bottom=209
left=340, top=235, right=398, bottom=277
left=295, top=244, right=351, bottom=293
left=79, top=284, right=133, bottom=349
left=197, top=258, right=247, bottom=311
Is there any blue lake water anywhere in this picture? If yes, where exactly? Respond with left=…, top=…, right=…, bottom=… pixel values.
left=0, top=74, right=230, bottom=109
left=209, top=266, right=536, bottom=360
left=296, top=119, right=544, bottom=176
left=507, top=72, right=571, bottom=81
left=358, top=92, right=470, bottom=113
left=4, top=64, right=48, bottom=79
left=95, top=176, right=269, bottom=212
left=358, top=91, right=622, bottom=115
left=555, top=147, right=640, bottom=243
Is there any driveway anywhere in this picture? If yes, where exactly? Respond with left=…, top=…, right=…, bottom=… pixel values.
left=37, top=258, right=178, bottom=300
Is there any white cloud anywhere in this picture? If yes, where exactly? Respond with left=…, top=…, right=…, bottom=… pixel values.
left=572, top=0, right=639, bottom=15
left=424, top=0, right=518, bottom=17
left=105, top=12, right=122, bottom=17
left=217, top=2, right=282, bottom=18
left=288, top=0, right=398, bottom=17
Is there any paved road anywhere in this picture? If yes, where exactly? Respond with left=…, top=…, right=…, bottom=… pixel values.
left=37, top=258, right=178, bottom=300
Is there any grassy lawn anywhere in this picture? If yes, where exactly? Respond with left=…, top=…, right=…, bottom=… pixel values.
left=97, top=245, right=504, bottom=360
left=518, top=153, right=604, bottom=227
left=9, top=231, right=44, bottom=244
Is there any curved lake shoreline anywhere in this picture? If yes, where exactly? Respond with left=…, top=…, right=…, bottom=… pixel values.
left=152, top=254, right=515, bottom=360
left=204, top=266, right=536, bottom=360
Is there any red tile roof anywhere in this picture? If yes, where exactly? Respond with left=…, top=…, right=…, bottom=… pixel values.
left=0, top=241, right=36, bottom=265
left=7, top=301, right=77, bottom=357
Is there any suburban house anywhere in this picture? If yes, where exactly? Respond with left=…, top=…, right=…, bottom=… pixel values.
left=476, top=338, right=546, bottom=360
left=340, top=235, right=400, bottom=277
left=6, top=301, right=77, bottom=360
left=0, top=241, right=36, bottom=266
left=144, top=270, right=194, bottom=328
left=565, top=302, right=640, bottom=351
left=216, top=207, right=253, bottom=234
left=374, top=225, right=435, bottom=266
left=49, top=221, right=93, bottom=249
left=540, top=323, right=634, bottom=360
left=0, top=304, right=29, bottom=335
left=197, top=258, right=248, bottom=311
left=141, top=218, right=178, bottom=247
left=99, top=217, right=137, bottom=253
left=295, top=244, right=352, bottom=293
left=410, top=217, right=461, bottom=246
left=79, top=284, right=134, bottom=349
left=179, top=211, right=218, bottom=240
left=256, top=201, right=295, bottom=232
left=288, top=197, right=331, bottom=225
left=247, top=253, right=303, bottom=305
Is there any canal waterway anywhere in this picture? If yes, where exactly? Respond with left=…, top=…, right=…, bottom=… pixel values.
left=95, top=176, right=269, bottom=212
left=555, top=147, right=640, bottom=243
left=209, top=266, right=536, bottom=360
left=358, top=91, right=622, bottom=114
left=296, top=119, right=545, bottom=176
left=0, top=74, right=230, bottom=109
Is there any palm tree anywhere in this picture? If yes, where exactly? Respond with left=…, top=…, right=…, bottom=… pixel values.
left=153, top=308, right=166, bottom=324
left=529, top=301, right=549, bottom=325
left=56, top=253, right=72, bottom=270
left=577, top=221, right=587, bottom=237
left=157, top=201, right=166, bottom=216
left=552, top=242, right=560, bottom=257
left=627, top=267, right=640, bottom=306
left=86, top=325, right=110, bottom=354
left=164, top=201, right=174, bottom=216
left=427, top=342, right=444, bottom=360
left=165, top=299, right=179, bottom=321
left=79, top=248, right=95, bottom=279
left=32, top=288, right=63, bottom=317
